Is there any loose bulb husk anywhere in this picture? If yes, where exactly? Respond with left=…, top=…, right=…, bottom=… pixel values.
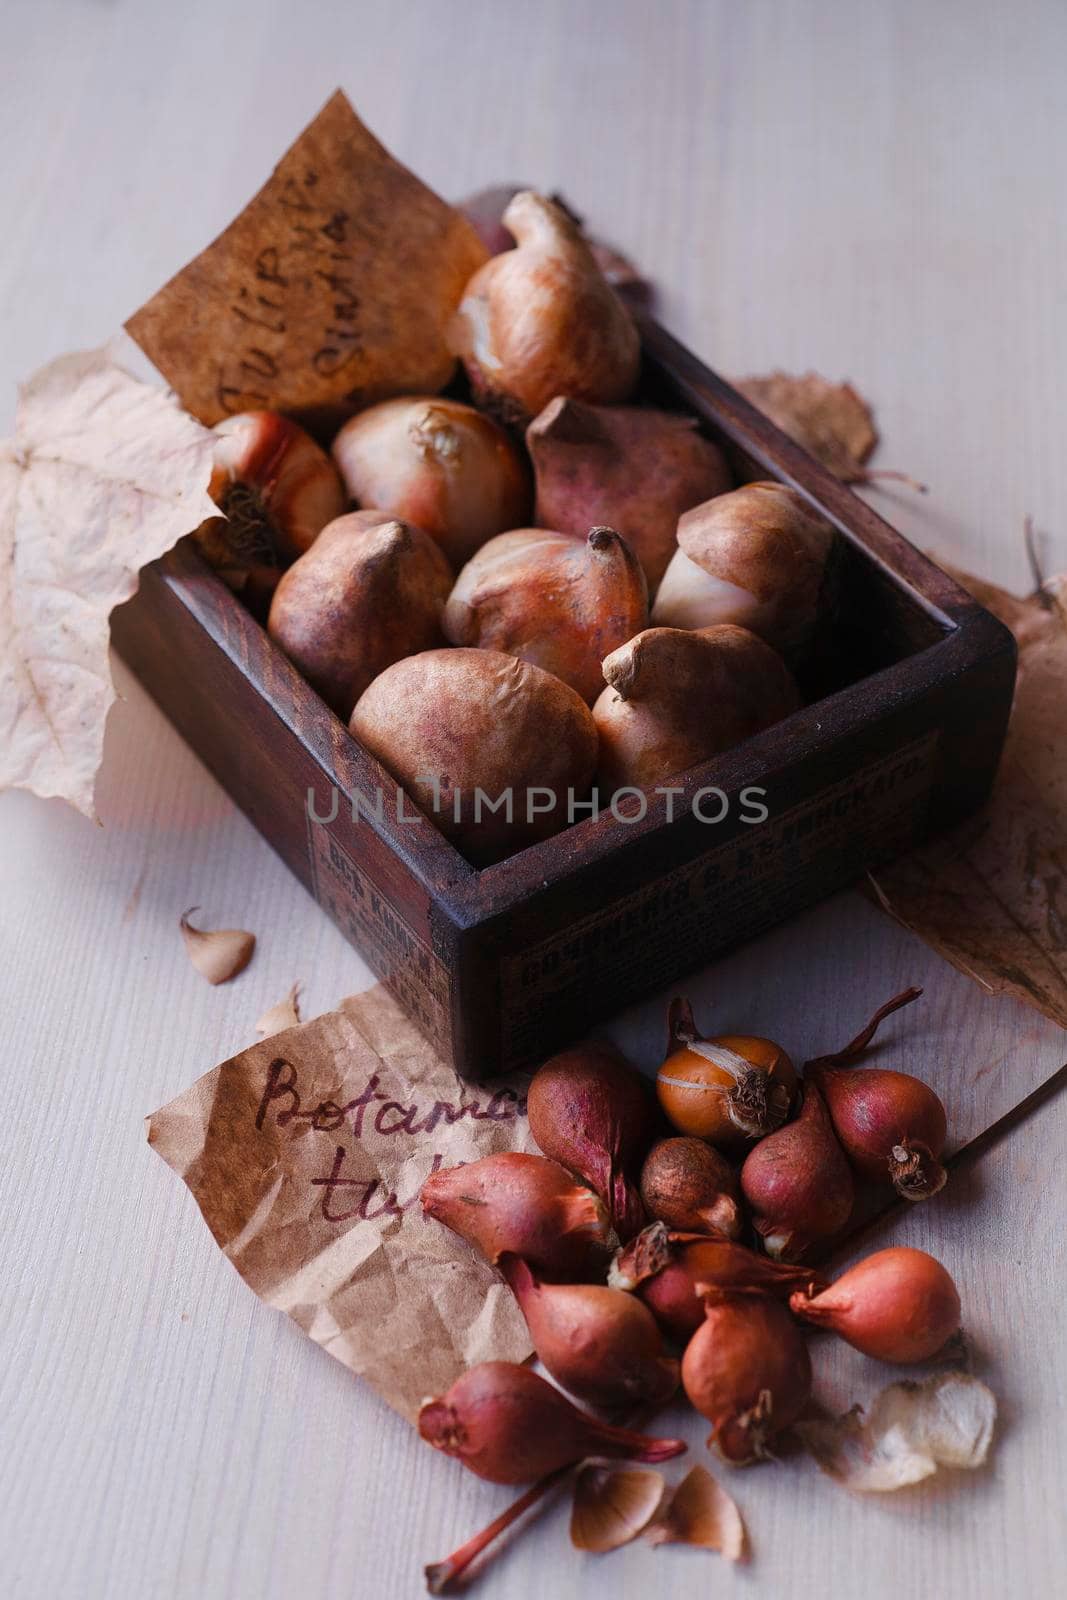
left=571, top=1465, right=666, bottom=1552
left=644, top=1464, right=746, bottom=1559
left=179, top=908, right=255, bottom=985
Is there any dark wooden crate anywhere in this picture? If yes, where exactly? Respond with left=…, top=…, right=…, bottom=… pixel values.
left=111, top=315, right=1016, bottom=1080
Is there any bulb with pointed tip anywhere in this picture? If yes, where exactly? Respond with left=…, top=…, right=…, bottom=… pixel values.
left=526, top=397, right=731, bottom=593
left=419, top=1361, right=686, bottom=1484
left=500, top=1255, right=678, bottom=1408
left=652, top=482, right=837, bottom=664
left=421, top=1152, right=612, bottom=1279
left=447, top=191, right=640, bottom=425
left=594, top=624, right=799, bottom=792
left=445, top=525, right=648, bottom=704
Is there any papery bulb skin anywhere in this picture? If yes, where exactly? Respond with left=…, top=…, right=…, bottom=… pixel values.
left=267, top=511, right=452, bottom=718
left=655, top=999, right=798, bottom=1150
left=527, top=397, right=732, bottom=594
left=196, top=410, right=347, bottom=606
left=350, top=648, right=598, bottom=865
left=639, top=1138, right=743, bottom=1239
left=331, top=396, right=530, bottom=569
left=740, top=1084, right=854, bottom=1259
left=420, top=1152, right=612, bottom=1280
left=651, top=482, right=837, bottom=665
left=418, top=1362, right=686, bottom=1484
left=444, top=526, right=648, bottom=704
left=447, top=191, right=641, bottom=425
left=808, top=1063, right=948, bottom=1201
left=611, top=1225, right=827, bottom=1339
left=789, top=1247, right=961, bottom=1363
left=527, top=1040, right=652, bottom=1241
left=594, top=625, right=799, bottom=794
left=681, top=1295, right=812, bottom=1465
left=500, top=1256, right=678, bottom=1408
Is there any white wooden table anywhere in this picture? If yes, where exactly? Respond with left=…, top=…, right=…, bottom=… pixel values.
left=3, top=3, right=1066, bottom=1597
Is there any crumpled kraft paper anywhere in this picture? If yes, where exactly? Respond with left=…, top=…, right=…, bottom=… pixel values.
left=126, top=89, right=487, bottom=430
left=870, top=569, right=1067, bottom=1028
left=147, top=985, right=535, bottom=1422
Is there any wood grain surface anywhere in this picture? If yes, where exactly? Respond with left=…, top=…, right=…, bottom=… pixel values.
left=2, top=3, right=1065, bottom=1598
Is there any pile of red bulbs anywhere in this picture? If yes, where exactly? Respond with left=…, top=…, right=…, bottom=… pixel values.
left=417, top=988, right=959, bottom=1484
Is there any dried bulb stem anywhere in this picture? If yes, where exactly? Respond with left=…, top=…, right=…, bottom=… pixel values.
left=425, top=1465, right=572, bottom=1594
left=809, top=986, right=923, bottom=1068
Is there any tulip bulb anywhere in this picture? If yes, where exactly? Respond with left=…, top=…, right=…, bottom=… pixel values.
left=196, top=409, right=347, bottom=605
left=418, top=1361, right=686, bottom=1485
left=331, top=396, right=530, bottom=569
left=593, top=624, right=800, bottom=792
left=611, top=1223, right=826, bottom=1339
left=651, top=482, right=837, bottom=663
left=639, top=1138, right=742, bottom=1239
left=420, top=1152, right=612, bottom=1279
left=444, top=526, right=648, bottom=704
left=267, top=511, right=452, bottom=717
left=526, top=397, right=732, bottom=593
left=499, top=1256, right=678, bottom=1408
left=656, top=998, right=798, bottom=1150
left=805, top=987, right=946, bottom=1202
left=740, top=1083, right=854, bottom=1259
left=789, top=1247, right=961, bottom=1363
left=350, top=648, right=598, bottom=865
left=447, top=190, right=641, bottom=424
left=681, top=1293, right=813, bottom=1464
left=526, top=1040, right=652, bottom=1241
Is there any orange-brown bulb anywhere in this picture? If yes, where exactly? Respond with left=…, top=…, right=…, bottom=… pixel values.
left=656, top=1001, right=796, bottom=1148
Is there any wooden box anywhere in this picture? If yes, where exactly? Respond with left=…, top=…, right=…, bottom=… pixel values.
left=111, top=316, right=1016, bottom=1080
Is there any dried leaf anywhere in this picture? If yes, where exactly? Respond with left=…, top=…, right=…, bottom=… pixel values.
left=734, top=371, right=877, bottom=481
left=180, top=908, right=256, bottom=985
left=798, top=1372, right=996, bottom=1492
left=870, top=568, right=1067, bottom=1028
left=570, top=1465, right=665, bottom=1552
left=255, top=983, right=302, bottom=1037
left=127, top=91, right=487, bottom=432
left=645, top=1465, right=745, bottom=1559
left=0, top=349, right=217, bottom=817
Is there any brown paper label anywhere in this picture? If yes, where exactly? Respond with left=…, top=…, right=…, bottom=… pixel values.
left=124, top=91, right=487, bottom=427
left=147, top=985, right=534, bottom=1422
left=500, top=734, right=938, bottom=1061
